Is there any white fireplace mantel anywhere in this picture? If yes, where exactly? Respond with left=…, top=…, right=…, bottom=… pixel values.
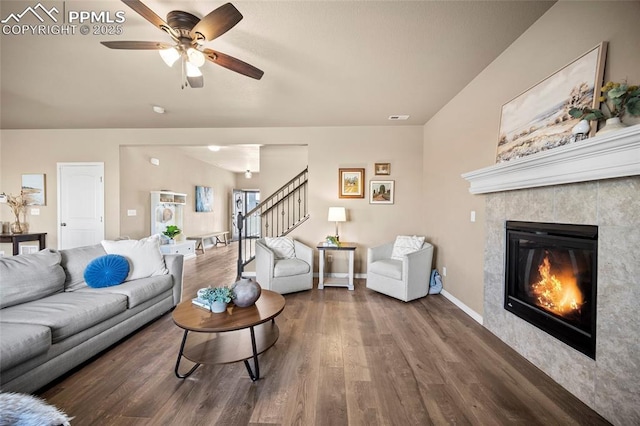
left=462, top=125, right=640, bottom=194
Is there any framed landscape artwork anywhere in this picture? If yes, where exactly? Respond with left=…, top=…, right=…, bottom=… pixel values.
left=338, top=168, right=365, bottom=199
left=195, top=186, right=213, bottom=212
left=496, top=42, right=607, bottom=163
left=21, top=173, right=46, bottom=205
left=370, top=180, right=394, bottom=204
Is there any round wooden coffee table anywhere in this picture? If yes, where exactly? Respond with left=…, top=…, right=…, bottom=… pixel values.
left=172, top=289, right=285, bottom=381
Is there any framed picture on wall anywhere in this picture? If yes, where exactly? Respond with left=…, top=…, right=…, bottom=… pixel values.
left=21, top=174, right=46, bottom=206
left=370, top=180, right=394, bottom=204
left=338, top=168, right=365, bottom=199
left=195, top=186, right=213, bottom=212
left=374, top=163, right=391, bottom=175
left=496, top=41, right=607, bottom=163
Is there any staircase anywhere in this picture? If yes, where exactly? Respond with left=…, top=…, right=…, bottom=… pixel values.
left=236, top=167, right=309, bottom=277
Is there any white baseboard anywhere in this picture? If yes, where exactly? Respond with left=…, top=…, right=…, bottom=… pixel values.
left=440, top=289, right=483, bottom=325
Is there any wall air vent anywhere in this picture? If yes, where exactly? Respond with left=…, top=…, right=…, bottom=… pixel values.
left=388, top=115, right=410, bottom=120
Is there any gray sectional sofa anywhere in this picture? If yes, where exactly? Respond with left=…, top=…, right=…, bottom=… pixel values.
left=0, top=244, right=183, bottom=393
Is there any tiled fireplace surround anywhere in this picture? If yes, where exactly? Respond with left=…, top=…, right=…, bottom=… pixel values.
left=465, top=126, right=640, bottom=425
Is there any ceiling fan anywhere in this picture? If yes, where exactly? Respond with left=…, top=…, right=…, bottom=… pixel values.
left=101, top=0, right=264, bottom=89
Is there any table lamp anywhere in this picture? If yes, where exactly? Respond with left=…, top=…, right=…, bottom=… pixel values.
left=327, top=207, right=347, bottom=241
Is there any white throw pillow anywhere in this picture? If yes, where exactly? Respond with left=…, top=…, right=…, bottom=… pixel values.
left=101, top=235, right=168, bottom=280
left=391, top=235, right=426, bottom=260
left=264, top=236, right=296, bottom=259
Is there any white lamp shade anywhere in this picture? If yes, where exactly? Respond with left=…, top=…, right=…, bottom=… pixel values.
left=185, top=61, right=203, bottom=77
left=187, top=48, right=206, bottom=67
left=328, top=207, right=346, bottom=222
left=158, top=48, right=180, bottom=67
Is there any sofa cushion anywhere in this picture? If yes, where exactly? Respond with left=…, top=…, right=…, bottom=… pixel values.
left=0, top=322, right=51, bottom=371
left=0, top=292, right=127, bottom=343
left=274, top=258, right=310, bottom=278
left=264, top=237, right=296, bottom=259
left=84, top=254, right=130, bottom=288
left=76, top=274, right=173, bottom=309
left=60, top=244, right=107, bottom=291
left=391, top=235, right=425, bottom=260
left=0, top=249, right=65, bottom=309
left=101, top=236, right=168, bottom=280
left=369, top=259, right=403, bottom=280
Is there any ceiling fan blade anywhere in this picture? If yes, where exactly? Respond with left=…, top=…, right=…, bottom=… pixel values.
left=191, top=3, right=243, bottom=42
left=121, top=0, right=178, bottom=39
left=187, top=75, right=204, bottom=88
left=100, top=41, right=173, bottom=50
left=203, top=49, right=264, bottom=80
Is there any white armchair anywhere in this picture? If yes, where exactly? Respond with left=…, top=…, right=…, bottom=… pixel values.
left=255, top=237, right=314, bottom=294
left=366, top=236, right=434, bottom=302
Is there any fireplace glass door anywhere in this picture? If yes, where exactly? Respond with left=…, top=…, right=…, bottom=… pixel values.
left=505, top=221, right=597, bottom=359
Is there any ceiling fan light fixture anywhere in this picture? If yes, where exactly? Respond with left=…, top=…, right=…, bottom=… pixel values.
left=185, top=61, right=203, bottom=77
left=159, top=47, right=180, bottom=67
left=187, top=48, right=206, bottom=67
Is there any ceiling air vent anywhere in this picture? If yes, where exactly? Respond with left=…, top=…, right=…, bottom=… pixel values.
left=388, top=115, right=410, bottom=120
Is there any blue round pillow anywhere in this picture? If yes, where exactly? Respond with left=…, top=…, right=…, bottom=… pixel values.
left=84, top=254, right=130, bottom=288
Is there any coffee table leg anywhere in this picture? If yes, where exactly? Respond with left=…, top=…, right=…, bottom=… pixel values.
left=243, top=326, right=260, bottom=381
left=175, top=330, right=201, bottom=379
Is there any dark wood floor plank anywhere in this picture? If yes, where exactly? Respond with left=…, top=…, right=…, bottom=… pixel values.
left=37, top=242, right=610, bottom=425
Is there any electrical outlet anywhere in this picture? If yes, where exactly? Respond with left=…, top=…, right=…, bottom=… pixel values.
left=30, top=208, right=40, bottom=215
left=127, top=209, right=137, bottom=216
left=442, top=266, right=447, bottom=277
left=470, top=210, right=476, bottom=222
left=327, top=255, right=333, bottom=262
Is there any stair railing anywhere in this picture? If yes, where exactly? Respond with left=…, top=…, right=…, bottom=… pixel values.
left=237, top=167, right=309, bottom=277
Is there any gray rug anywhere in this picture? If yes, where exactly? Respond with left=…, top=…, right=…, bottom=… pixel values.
left=0, top=393, right=71, bottom=426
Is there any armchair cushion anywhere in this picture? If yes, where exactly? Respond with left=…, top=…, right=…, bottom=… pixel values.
left=264, top=236, right=296, bottom=259
left=274, top=258, right=311, bottom=278
left=368, top=258, right=402, bottom=280
left=391, top=235, right=425, bottom=260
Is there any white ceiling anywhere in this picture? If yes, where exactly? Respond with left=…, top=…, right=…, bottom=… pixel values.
left=0, top=0, right=555, bottom=172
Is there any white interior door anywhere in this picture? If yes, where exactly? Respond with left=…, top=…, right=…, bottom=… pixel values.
left=57, top=163, right=104, bottom=249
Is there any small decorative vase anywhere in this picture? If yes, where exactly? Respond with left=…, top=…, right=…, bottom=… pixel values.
left=168, top=238, right=176, bottom=245
left=10, top=220, right=27, bottom=234
left=571, top=119, right=591, bottom=141
left=597, top=117, right=628, bottom=135
left=209, top=300, right=227, bottom=313
left=232, top=278, right=262, bottom=308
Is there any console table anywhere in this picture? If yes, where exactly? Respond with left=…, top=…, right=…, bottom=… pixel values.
left=0, top=233, right=47, bottom=255
left=317, top=242, right=356, bottom=291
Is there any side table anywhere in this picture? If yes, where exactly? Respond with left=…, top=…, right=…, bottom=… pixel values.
left=0, top=233, right=47, bottom=255
left=317, top=242, right=356, bottom=291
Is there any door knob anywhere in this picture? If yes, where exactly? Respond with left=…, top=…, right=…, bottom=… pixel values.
left=60, top=223, right=67, bottom=226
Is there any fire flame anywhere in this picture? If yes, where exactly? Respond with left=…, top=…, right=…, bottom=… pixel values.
left=532, top=255, right=583, bottom=316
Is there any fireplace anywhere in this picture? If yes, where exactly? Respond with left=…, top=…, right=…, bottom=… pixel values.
left=504, top=221, right=597, bottom=359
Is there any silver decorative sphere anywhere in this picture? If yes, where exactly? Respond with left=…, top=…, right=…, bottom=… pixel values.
left=232, top=278, right=261, bottom=307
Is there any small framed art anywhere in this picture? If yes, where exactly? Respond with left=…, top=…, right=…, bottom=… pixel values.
left=195, top=186, right=213, bottom=212
left=370, top=180, right=394, bottom=204
left=374, top=163, right=390, bottom=175
left=21, top=173, right=46, bottom=206
left=338, top=168, right=365, bottom=199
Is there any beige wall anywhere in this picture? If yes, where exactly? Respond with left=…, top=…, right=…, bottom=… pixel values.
left=1, top=127, right=424, bottom=271
left=422, top=1, right=640, bottom=316
left=119, top=146, right=236, bottom=240
left=259, top=145, right=308, bottom=197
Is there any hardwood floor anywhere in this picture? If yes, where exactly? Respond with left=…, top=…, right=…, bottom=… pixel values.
left=39, top=242, right=609, bottom=425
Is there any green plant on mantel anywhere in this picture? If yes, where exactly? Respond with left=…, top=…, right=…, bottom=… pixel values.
left=163, top=225, right=181, bottom=239
left=569, top=81, right=640, bottom=121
